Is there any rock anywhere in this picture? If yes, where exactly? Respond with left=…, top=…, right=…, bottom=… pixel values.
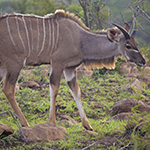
left=126, top=73, right=140, bottom=78
left=126, top=73, right=150, bottom=89
left=20, top=122, right=67, bottom=142
left=20, top=81, right=40, bottom=88
left=107, top=113, right=134, bottom=121
left=120, top=62, right=138, bottom=74
left=77, top=70, right=94, bottom=78
left=0, top=123, right=14, bottom=138
left=40, top=67, right=49, bottom=77
left=142, top=66, right=150, bottom=74
left=124, top=79, right=144, bottom=91
left=140, top=76, right=150, bottom=88
left=112, top=98, right=150, bottom=115
left=58, top=115, right=79, bottom=127
left=22, top=69, right=34, bottom=77
left=81, top=130, right=98, bottom=135
left=77, top=64, right=94, bottom=78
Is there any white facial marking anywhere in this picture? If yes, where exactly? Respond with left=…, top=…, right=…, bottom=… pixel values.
left=132, top=49, right=139, bottom=53
left=6, top=16, right=16, bottom=46
left=125, top=51, right=130, bottom=61
left=15, top=16, right=26, bottom=50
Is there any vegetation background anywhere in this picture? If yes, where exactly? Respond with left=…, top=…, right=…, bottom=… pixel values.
left=0, top=0, right=150, bottom=149
left=0, top=0, right=150, bottom=45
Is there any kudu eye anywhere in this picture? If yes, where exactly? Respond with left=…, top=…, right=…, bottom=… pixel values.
left=126, top=44, right=132, bottom=49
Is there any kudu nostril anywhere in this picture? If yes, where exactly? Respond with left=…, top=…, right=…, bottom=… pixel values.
left=142, top=60, right=146, bottom=65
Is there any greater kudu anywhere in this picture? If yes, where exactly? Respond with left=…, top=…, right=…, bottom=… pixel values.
left=0, top=10, right=145, bottom=130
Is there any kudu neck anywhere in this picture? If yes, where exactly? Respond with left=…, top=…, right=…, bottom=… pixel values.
left=80, top=30, right=119, bottom=60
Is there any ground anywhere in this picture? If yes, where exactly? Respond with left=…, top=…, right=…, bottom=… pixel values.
left=0, top=63, right=150, bottom=149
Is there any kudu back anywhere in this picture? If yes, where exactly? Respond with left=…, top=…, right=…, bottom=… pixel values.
left=0, top=10, right=145, bottom=130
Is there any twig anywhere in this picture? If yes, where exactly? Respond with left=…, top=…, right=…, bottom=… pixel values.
left=119, top=142, right=131, bottom=150
left=8, top=110, right=29, bottom=141
left=133, top=120, right=149, bottom=135
left=82, top=141, right=98, bottom=150
left=9, top=110, right=21, bottom=129
left=0, top=111, right=9, bottom=115
left=136, top=5, right=150, bottom=21
left=0, top=110, right=29, bottom=142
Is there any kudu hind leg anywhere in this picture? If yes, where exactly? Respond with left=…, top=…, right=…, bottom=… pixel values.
left=64, top=68, right=93, bottom=131
left=49, top=66, right=63, bottom=124
left=2, top=70, right=29, bottom=127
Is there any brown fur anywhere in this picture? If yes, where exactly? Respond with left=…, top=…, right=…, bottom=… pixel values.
left=0, top=10, right=145, bottom=131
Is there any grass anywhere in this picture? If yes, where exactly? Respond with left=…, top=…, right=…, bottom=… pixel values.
left=0, top=61, right=150, bottom=149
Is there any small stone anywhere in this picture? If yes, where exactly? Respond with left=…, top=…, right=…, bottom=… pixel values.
left=0, top=123, right=14, bottom=138
left=20, top=122, right=67, bottom=142
left=20, top=81, right=40, bottom=88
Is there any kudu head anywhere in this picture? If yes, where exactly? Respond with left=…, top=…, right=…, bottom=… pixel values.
left=107, top=22, right=145, bottom=66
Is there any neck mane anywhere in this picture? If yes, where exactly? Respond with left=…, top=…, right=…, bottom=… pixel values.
left=83, top=56, right=118, bottom=70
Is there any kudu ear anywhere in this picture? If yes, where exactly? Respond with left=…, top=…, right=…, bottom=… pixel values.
left=123, top=22, right=130, bottom=33
left=112, top=23, right=130, bottom=40
left=107, top=28, right=120, bottom=42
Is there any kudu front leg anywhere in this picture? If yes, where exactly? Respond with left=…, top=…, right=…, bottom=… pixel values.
left=49, top=66, right=63, bottom=124
left=64, top=68, right=93, bottom=131
left=3, top=71, right=29, bottom=127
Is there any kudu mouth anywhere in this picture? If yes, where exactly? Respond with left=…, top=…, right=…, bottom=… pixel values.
left=127, top=58, right=146, bottom=66
left=132, top=60, right=146, bottom=66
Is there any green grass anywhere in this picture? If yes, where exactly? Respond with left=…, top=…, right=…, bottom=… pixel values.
left=0, top=63, right=150, bottom=149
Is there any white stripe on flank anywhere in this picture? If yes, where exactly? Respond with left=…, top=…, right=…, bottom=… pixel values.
left=55, top=17, right=59, bottom=50
left=38, top=18, right=46, bottom=56
left=48, top=19, right=51, bottom=52
left=6, top=16, right=16, bottom=46
left=29, top=18, right=33, bottom=52
left=23, top=58, right=27, bottom=66
left=51, top=18, right=55, bottom=50
left=15, top=16, right=26, bottom=50
left=22, top=16, right=31, bottom=56
left=36, top=18, right=40, bottom=52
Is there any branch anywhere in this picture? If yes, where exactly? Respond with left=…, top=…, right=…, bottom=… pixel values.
left=8, top=110, right=29, bottom=142
left=129, top=6, right=150, bottom=23
left=82, top=141, right=98, bottom=150
left=130, top=15, right=137, bottom=37
left=0, top=111, right=9, bottom=115
left=78, top=0, right=89, bottom=27
left=136, top=5, right=150, bottom=21
left=119, top=142, right=131, bottom=150
left=139, top=24, right=150, bottom=35
left=0, top=110, right=29, bottom=142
